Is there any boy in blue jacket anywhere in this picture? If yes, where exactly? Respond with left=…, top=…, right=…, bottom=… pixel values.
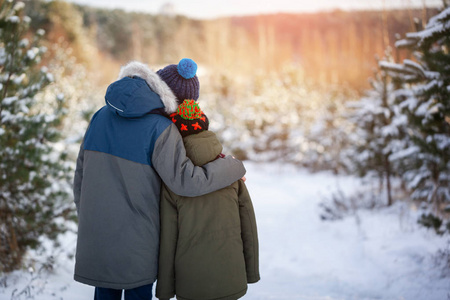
left=73, top=61, right=246, bottom=300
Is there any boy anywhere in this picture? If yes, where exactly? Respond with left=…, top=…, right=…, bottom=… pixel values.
left=156, top=59, right=260, bottom=300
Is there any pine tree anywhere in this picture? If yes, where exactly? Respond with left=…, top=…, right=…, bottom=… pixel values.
left=0, top=0, right=74, bottom=272
left=303, top=89, right=355, bottom=174
left=380, top=4, right=450, bottom=216
left=347, top=52, right=408, bottom=206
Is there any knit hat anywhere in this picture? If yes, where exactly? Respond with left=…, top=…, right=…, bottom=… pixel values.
left=170, top=100, right=209, bottom=137
left=157, top=58, right=200, bottom=105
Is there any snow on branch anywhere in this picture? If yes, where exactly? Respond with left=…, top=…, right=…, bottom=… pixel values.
left=379, top=60, right=440, bottom=82
left=395, top=8, right=450, bottom=49
left=412, top=79, right=441, bottom=96
left=427, top=6, right=450, bottom=28
left=404, top=59, right=440, bottom=80
left=389, top=145, right=420, bottom=161
left=379, top=61, right=413, bottom=75
left=408, top=23, right=450, bottom=47
left=395, top=38, right=417, bottom=49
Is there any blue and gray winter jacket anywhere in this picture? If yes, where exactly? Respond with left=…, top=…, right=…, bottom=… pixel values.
left=73, top=62, right=246, bottom=289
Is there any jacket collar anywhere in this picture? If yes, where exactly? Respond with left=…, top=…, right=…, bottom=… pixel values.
left=117, top=61, right=178, bottom=114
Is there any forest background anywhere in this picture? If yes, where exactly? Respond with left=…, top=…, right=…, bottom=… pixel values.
left=0, top=0, right=449, bottom=281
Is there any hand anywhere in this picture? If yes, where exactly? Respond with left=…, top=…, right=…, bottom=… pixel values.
left=241, top=176, right=246, bottom=182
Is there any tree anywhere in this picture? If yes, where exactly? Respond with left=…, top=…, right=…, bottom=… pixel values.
left=347, top=52, right=406, bottom=206
left=380, top=4, right=450, bottom=217
left=302, top=87, right=355, bottom=174
left=0, top=0, right=74, bottom=272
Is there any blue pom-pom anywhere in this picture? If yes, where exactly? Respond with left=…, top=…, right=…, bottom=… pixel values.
left=177, top=58, right=197, bottom=79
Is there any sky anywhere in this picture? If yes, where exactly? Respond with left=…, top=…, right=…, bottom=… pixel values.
left=64, top=0, right=443, bottom=19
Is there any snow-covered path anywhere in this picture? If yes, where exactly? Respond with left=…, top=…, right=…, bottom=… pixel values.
left=244, top=163, right=449, bottom=300
left=1, top=163, right=449, bottom=300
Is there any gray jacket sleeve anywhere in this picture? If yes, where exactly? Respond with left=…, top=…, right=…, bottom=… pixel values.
left=73, top=140, right=84, bottom=215
left=152, top=124, right=246, bottom=197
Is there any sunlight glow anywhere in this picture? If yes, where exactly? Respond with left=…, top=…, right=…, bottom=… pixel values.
left=64, top=0, right=443, bottom=19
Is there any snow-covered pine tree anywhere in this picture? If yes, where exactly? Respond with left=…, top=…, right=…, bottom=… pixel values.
left=302, top=88, right=355, bottom=174
left=0, top=0, right=74, bottom=272
left=347, top=52, right=407, bottom=206
left=380, top=4, right=450, bottom=217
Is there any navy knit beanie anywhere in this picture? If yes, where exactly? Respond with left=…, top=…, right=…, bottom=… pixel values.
left=157, top=58, right=200, bottom=105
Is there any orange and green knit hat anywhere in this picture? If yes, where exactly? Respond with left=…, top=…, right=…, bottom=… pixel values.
left=170, top=99, right=209, bottom=137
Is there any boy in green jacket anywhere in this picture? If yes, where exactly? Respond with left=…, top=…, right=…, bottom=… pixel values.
left=156, top=59, right=260, bottom=300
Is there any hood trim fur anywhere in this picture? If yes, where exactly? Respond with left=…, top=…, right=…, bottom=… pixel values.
left=118, top=61, right=178, bottom=114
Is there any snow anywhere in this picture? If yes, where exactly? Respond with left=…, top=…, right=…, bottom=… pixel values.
left=19, top=39, right=29, bottom=48
left=0, top=50, right=5, bottom=68
left=415, top=101, right=431, bottom=117
left=381, top=123, right=398, bottom=137
left=404, top=59, right=440, bottom=80
left=13, top=73, right=25, bottom=85
left=44, top=115, right=56, bottom=123
left=403, top=59, right=426, bottom=76
left=7, top=16, right=19, bottom=23
left=2, top=96, right=18, bottom=106
left=408, top=170, right=431, bottom=190
left=378, top=61, right=405, bottom=73
left=433, top=134, right=450, bottom=151
left=427, top=7, right=450, bottom=28
left=46, top=73, right=54, bottom=83
left=1, top=110, right=13, bottom=123
left=399, top=93, right=418, bottom=111
left=403, top=7, right=450, bottom=47
left=394, top=38, right=416, bottom=49
left=27, top=48, right=39, bottom=60
left=1, top=162, right=449, bottom=300
left=389, top=146, right=420, bottom=162
left=12, top=2, right=25, bottom=11
left=380, top=60, right=440, bottom=81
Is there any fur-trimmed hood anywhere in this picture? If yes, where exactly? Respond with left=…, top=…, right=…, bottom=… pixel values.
left=117, top=61, right=178, bottom=114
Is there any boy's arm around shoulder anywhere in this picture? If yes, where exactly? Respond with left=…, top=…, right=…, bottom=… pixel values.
left=152, top=124, right=246, bottom=197
left=238, top=179, right=260, bottom=283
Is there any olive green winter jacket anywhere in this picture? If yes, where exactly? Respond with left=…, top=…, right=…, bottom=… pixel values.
left=156, top=131, right=260, bottom=300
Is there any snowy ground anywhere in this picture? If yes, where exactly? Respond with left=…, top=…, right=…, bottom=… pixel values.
left=1, top=162, right=449, bottom=300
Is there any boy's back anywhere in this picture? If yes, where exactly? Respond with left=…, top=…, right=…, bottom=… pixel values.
left=157, top=131, right=259, bottom=300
